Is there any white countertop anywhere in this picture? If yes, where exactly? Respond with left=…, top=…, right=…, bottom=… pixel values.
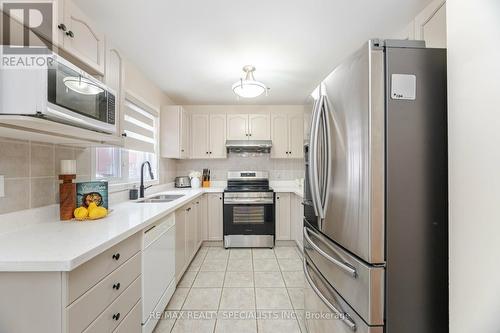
left=0, top=185, right=302, bottom=272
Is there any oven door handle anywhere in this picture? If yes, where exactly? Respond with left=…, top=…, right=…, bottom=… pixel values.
left=224, top=199, right=274, bottom=205
left=303, top=258, right=357, bottom=331
left=303, top=227, right=357, bottom=278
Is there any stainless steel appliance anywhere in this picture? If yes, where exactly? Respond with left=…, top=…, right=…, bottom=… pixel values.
left=0, top=51, right=117, bottom=134
left=225, top=140, right=273, bottom=153
left=304, top=40, right=448, bottom=333
left=223, top=171, right=275, bottom=248
left=174, top=176, right=191, bottom=188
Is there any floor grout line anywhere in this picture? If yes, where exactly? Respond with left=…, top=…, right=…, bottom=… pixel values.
left=165, top=245, right=304, bottom=333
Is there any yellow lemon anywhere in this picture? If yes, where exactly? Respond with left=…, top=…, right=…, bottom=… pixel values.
left=88, top=202, right=98, bottom=212
left=88, top=206, right=108, bottom=220
left=74, top=206, right=88, bottom=220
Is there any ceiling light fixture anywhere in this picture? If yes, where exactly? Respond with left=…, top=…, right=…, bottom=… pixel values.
left=63, top=76, right=104, bottom=95
left=232, top=65, right=268, bottom=98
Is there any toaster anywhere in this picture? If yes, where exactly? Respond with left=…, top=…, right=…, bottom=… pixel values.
left=175, top=176, right=191, bottom=188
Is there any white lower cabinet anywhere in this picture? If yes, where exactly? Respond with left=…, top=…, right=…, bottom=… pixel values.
left=276, top=193, right=291, bottom=240
left=208, top=193, right=223, bottom=241
left=174, top=193, right=221, bottom=281
left=0, top=232, right=143, bottom=333
left=291, top=193, right=304, bottom=248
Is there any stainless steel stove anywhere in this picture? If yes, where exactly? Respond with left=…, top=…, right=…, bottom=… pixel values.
left=223, top=171, right=275, bottom=248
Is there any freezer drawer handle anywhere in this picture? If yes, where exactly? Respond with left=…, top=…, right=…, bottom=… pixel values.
left=303, top=259, right=357, bottom=331
left=303, top=227, right=357, bottom=278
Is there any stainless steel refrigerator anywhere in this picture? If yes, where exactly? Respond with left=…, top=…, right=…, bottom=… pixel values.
left=303, top=40, right=448, bottom=333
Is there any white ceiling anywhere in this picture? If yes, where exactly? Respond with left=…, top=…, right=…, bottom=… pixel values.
left=74, top=0, right=431, bottom=105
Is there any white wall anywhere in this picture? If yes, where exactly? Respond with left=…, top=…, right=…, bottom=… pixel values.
left=448, top=1, right=500, bottom=332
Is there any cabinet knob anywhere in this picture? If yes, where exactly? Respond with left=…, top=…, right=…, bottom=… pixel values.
left=112, top=253, right=120, bottom=261
left=112, top=313, right=121, bottom=321
left=113, top=282, right=121, bottom=290
left=65, top=30, right=74, bottom=38
left=181, top=149, right=185, bottom=152
left=277, top=196, right=280, bottom=199
left=209, top=152, right=212, bottom=154
left=57, top=23, right=67, bottom=31
left=249, top=133, right=252, bottom=136
left=206, top=151, right=209, bottom=154
left=121, top=132, right=127, bottom=137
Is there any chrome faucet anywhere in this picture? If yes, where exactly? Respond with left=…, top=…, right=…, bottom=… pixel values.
left=140, top=161, right=154, bottom=198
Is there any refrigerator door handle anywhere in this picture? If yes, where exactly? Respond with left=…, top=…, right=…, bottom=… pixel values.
left=303, top=258, right=357, bottom=331
left=304, top=227, right=357, bottom=278
left=309, top=94, right=323, bottom=218
left=321, top=95, right=333, bottom=217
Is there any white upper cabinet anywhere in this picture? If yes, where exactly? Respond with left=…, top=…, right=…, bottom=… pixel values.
left=226, top=113, right=270, bottom=140
left=190, top=114, right=210, bottom=159
left=161, top=106, right=190, bottom=159
left=271, top=113, right=289, bottom=158
left=190, top=113, right=226, bottom=159
left=59, top=0, right=106, bottom=74
left=227, top=114, right=249, bottom=140
left=248, top=113, right=271, bottom=140
left=209, top=114, right=227, bottom=158
left=288, top=113, right=304, bottom=158
left=271, top=111, right=304, bottom=159
left=104, top=45, right=124, bottom=137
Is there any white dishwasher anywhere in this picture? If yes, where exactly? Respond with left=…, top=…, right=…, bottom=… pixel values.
left=142, top=213, right=176, bottom=333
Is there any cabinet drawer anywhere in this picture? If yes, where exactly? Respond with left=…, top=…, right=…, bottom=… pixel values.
left=113, top=300, right=142, bottom=333
left=83, top=276, right=142, bottom=333
left=67, top=253, right=141, bottom=333
left=68, top=232, right=141, bottom=305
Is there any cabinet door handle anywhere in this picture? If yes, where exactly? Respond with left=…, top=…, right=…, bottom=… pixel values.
left=112, top=282, right=121, bottom=290
left=112, top=253, right=120, bottom=261
left=112, top=313, right=121, bottom=321
left=57, top=23, right=67, bottom=31
left=65, top=30, right=74, bottom=38
left=186, top=207, right=191, bottom=212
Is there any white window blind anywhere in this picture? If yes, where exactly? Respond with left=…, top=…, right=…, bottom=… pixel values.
left=123, top=94, right=158, bottom=153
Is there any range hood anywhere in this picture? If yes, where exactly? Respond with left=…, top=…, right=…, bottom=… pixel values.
left=225, top=140, right=272, bottom=153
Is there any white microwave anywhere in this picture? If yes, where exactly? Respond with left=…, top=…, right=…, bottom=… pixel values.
left=0, top=52, right=117, bottom=134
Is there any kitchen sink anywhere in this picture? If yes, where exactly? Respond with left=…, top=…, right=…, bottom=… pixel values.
left=136, top=194, right=185, bottom=203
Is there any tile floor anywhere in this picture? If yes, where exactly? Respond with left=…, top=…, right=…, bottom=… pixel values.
left=153, top=245, right=306, bottom=333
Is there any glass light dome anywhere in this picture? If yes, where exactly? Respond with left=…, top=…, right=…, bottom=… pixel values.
left=232, top=66, right=268, bottom=98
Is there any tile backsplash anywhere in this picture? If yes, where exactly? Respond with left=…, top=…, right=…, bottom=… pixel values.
left=0, top=137, right=92, bottom=215
left=176, top=154, right=305, bottom=181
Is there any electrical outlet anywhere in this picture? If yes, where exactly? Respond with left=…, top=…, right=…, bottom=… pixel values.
left=0, top=175, right=4, bottom=198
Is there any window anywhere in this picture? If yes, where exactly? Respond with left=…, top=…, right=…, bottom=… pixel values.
left=94, top=93, right=159, bottom=185
left=127, top=149, right=157, bottom=181
left=95, top=147, right=121, bottom=179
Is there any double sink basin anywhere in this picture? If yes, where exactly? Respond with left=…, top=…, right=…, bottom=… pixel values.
left=136, top=194, right=185, bottom=203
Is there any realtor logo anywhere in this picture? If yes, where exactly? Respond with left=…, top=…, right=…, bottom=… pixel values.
left=1, top=1, right=53, bottom=54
